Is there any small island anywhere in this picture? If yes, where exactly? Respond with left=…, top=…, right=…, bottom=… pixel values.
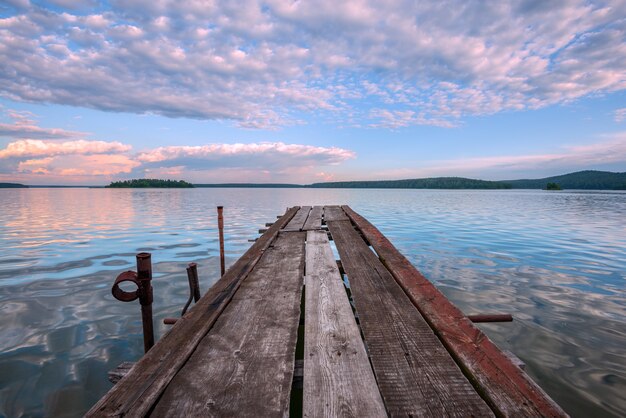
left=106, top=179, right=194, bottom=188
left=545, top=182, right=562, bottom=190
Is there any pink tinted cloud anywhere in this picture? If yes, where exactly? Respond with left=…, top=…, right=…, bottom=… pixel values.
left=137, top=142, right=355, bottom=165
left=365, top=134, right=626, bottom=180
left=1, top=1, right=623, bottom=128
left=17, top=154, right=140, bottom=176
left=427, top=135, right=626, bottom=175
left=0, top=139, right=132, bottom=158
left=315, top=171, right=336, bottom=181
left=134, top=142, right=356, bottom=184
left=0, top=109, right=357, bottom=183
left=0, top=108, right=87, bottom=140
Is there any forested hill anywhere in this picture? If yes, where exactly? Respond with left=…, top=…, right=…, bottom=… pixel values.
left=504, top=171, right=626, bottom=190
left=309, top=177, right=511, bottom=189
left=0, top=183, right=28, bottom=188
left=195, top=183, right=302, bottom=188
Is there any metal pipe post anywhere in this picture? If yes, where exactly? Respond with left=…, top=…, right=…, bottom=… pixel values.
left=136, top=252, right=154, bottom=352
left=217, top=206, right=225, bottom=276
left=467, top=314, right=513, bottom=323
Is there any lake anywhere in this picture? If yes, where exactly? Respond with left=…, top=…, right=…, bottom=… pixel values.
left=0, top=188, right=624, bottom=417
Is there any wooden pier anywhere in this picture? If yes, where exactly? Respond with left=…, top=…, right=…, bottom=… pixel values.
left=88, top=206, right=566, bottom=417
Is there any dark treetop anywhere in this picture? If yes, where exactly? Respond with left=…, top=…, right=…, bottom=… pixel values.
left=545, top=182, right=562, bottom=191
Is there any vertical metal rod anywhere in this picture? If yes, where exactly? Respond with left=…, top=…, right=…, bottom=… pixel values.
left=217, top=206, right=225, bottom=276
left=136, top=252, right=154, bottom=353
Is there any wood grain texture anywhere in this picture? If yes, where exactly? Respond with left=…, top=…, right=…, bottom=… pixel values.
left=302, top=206, right=323, bottom=231
left=108, top=362, right=135, bottom=385
left=86, top=207, right=300, bottom=418
left=283, top=206, right=312, bottom=231
left=327, top=215, right=493, bottom=417
left=323, top=205, right=349, bottom=222
left=303, top=230, right=387, bottom=418
left=342, top=205, right=567, bottom=418
left=152, top=231, right=306, bottom=417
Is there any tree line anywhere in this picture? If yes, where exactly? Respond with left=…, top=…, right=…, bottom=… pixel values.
left=107, top=179, right=194, bottom=188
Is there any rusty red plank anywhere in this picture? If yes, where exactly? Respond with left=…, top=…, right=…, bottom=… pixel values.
left=342, top=205, right=567, bottom=418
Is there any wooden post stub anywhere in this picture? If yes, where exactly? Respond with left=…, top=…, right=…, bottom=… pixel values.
left=186, top=263, right=201, bottom=303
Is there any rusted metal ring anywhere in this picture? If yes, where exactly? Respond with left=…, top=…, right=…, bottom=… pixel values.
left=112, top=271, right=139, bottom=302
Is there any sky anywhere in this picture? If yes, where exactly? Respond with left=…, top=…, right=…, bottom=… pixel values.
left=0, top=0, right=625, bottom=185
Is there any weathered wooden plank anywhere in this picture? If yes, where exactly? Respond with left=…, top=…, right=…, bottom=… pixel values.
left=302, top=206, right=324, bottom=231
left=303, top=230, right=387, bottom=418
left=327, top=219, right=493, bottom=417
left=108, top=362, right=135, bottom=385
left=342, top=205, right=567, bottom=417
left=152, top=231, right=306, bottom=417
left=323, top=205, right=349, bottom=222
left=86, top=207, right=301, bottom=418
left=283, top=206, right=312, bottom=231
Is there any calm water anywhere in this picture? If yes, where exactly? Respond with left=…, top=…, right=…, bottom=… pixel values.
left=0, top=188, right=624, bottom=417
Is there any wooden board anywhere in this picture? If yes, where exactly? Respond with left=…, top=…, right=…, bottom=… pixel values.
left=342, top=205, right=566, bottom=417
left=302, top=206, right=324, bottom=231
left=86, top=207, right=300, bottom=418
left=327, top=217, right=493, bottom=417
left=153, top=231, right=306, bottom=417
left=108, top=362, right=134, bottom=385
left=323, top=205, right=349, bottom=222
left=303, top=230, right=387, bottom=417
left=283, top=206, right=312, bottom=231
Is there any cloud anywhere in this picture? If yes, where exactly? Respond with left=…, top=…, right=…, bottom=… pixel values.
left=615, top=108, right=626, bottom=123
left=15, top=154, right=140, bottom=177
left=0, top=1, right=623, bottom=128
left=369, top=109, right=454, bottom=129
left=367, top=133, right=626, bottom=180
left=0, top=107, right=141, bottom=180
left=133, top=142, right=356, bottom=184
left=0, top=108, right=357, bottom=182
left=0, top=139, right=357, bottom=183
left=315, top=171, right=336, bottom=181
left=137, top=142, right=355, bottom=170
left=0, top=123, right=86, bottom=140
left=0, top=139, right=131, bottom=158
left=0, top=108, right=87, bottom=139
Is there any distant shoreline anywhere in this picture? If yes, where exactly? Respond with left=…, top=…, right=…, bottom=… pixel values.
left=2, top=170, right=625, bottom=190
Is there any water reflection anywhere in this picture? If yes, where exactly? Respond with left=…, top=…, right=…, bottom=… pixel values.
left=0, top=189, right=625, bottom=417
